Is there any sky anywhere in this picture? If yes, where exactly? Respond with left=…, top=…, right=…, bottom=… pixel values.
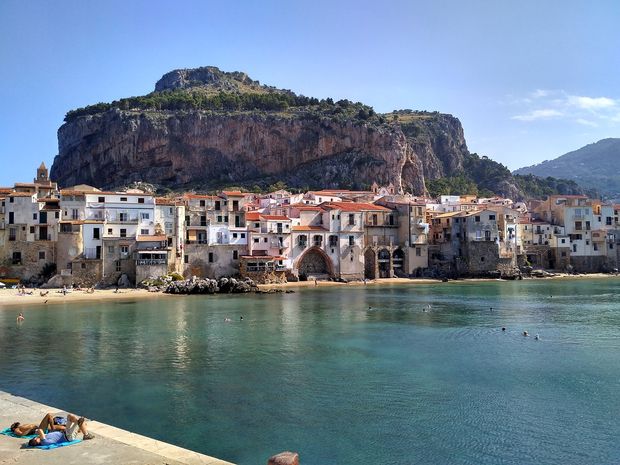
left=0, top=0, right=619, bottom=186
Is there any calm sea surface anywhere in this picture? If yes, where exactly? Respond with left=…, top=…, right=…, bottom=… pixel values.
left=1, top=279, right=619, bottom=465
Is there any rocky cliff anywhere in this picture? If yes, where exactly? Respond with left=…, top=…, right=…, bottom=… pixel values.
left=51, top=67, right=469, bottom=193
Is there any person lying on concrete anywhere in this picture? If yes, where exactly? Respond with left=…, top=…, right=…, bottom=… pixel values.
left=10, top=413, right=66, bottom=436
left=26, top=414, right=94, bottom=446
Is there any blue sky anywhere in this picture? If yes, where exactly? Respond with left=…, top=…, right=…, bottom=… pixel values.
left=1, top=0, right=618, bottom=186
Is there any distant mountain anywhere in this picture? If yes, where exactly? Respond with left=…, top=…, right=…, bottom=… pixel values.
left=514, top=138, right=620, bottom=199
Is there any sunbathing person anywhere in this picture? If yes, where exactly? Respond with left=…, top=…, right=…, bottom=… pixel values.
left=10, top=413, right=65, bottom=436
left=28, top=414, right=94, bottom=446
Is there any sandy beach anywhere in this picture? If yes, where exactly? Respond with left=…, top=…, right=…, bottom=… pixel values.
left=0, top=273, right=616, bottom=309
left=0, top=288, right=171, bottom=308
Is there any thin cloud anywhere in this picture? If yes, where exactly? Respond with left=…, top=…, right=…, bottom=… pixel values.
left=575, top=118, right=598, bottom=127
left=512, top=109, right=563, bottom=121
left=511, top=90, right=619, bottom=124
left=567, top=95, right=616, bottom=110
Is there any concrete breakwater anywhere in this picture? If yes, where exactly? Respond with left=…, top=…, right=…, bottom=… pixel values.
left=0, top=390, right=234, bottom=465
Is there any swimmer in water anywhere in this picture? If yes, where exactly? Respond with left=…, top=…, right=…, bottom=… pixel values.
left=523, top=331, right=529, bottom=337
left=224, top=318, right=232, bottom=323
left=501, top=327, right=506, bottom=332
left=240, top=316, right=244, bottom=321
left=16, top=312, right=25, bottom=323
left=535, top=334, right=540, bottom=340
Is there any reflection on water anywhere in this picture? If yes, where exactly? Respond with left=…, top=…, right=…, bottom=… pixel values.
left=1, top=278, right=620, bottom=465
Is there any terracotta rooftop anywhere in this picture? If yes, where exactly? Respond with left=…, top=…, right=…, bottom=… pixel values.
left=261, top=215, right=291, bottom=221
left=7, top=192, right=35, bottom=198
left=136, top=235, right=167, bottom=242
left=246, top=212, right=261, bottom=221
left=292, top=225, right=328, bottom=231
left=184, top=194, right=217, bottom=200
left=221, top=190, right=245, bottom=197
left=323, top=201, right=391, bottom=212
left=291, top=203, right=324, bottom=211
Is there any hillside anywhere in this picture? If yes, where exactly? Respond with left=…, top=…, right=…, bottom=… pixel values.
left=514, top=138, right=620, bottom=199
left=50, top=66, right=584, bottom=199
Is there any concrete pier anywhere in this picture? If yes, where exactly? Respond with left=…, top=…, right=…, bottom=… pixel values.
left=0, top=390, right=234, bottom=465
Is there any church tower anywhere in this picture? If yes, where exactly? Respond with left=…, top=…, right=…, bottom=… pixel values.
left=35, top=161, right=49, bottom=183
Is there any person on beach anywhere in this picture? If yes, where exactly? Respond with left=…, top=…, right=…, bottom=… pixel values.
left=16, top=312, right=25, bottom=323
left=10, top=412, right=76, bottom=436
left=26, top=414, right=94, bottom=446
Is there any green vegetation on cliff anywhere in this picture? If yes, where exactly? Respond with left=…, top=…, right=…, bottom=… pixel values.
left=427, top=153, right=588, bottom=199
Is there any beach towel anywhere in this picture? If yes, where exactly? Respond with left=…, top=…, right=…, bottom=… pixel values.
left=34, top=438, right=82, bottom=449
left=0, top=427, right=37, bottom=439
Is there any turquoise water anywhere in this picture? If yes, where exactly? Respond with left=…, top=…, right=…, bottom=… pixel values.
left=1, top=279, right=619, bottom=464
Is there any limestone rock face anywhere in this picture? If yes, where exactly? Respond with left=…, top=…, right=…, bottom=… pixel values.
left=51, top=67, right=470, bottom=193
left=51, top=109, right=468, bottom=193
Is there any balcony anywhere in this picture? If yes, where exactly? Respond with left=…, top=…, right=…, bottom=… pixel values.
left=136, top=259, right=167, bottom=266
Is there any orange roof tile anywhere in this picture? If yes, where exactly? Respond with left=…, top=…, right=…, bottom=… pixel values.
left=292, top=225, right=327, bottom=231
left=221, top=190, right=245, bottom=197
left=323, top=202, right=391, bottom=212
left=136, top=235, right=167, bottom=242
left=246, top=212, right=261, bottom=221
left=261, top=215, right=291, bottom=221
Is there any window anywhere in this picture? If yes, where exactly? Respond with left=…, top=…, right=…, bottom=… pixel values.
left=475, top=216, right=481, bottom=222
left=233, top=250, right=238, bottom=260
left=9, top=197, right=14, bottom=203
left=12, top=252, right=21, bottom=265
left=38, top=251, right=45, bottom=260
left=140, top=212, right=150, bottom=220
left=606, top=217, right=612, bottom=226
left=116, top=260, right=121, bottom=272
left=120, top=245, right=129, bottom=255
left=200, top=200, right=205, bottom=207
left=185, top=215, right=190, bottom=226
left=299, top=235, right=307, bottom=248
left=120, top=229, right=127, bottom=238
left=348, top=235, right=355, bottom=246
left=573, top=244, right=577, bottom=252
left=140, top=229, right=149, bottom=235
left=55, top=211, right=59, bottom=219
left=71, top=209, right=79, bottom=220
left=480, top=257, right=485, bottom=262
left=29, top=226, right=35, bottom=234
left=416, top=247, right=421, bottom=257
left=33, top=213, right=37, bottom=220
left=217, top=216, right=222, bottom=223
left=119, top=212, right=128, bottom=222
left=184, top=254, right=189, bottom=264
left=585, top=221, right=591, bottom=230
left=593, top=243, right=598, bottom=251
left=329, top=235, right=338, bottom=247
left=223, top=216, right=228, bottom=223
left=561, top=239, right=566, bottom=244
left=93, top=228, right=100, bottom=239
left=208, top=252, right=214, bottom=263
left=561, top=251, right=566, bottom=257
left=108, top=228, right=113, bottom=235
left=348, top=214, right=355, bottom=225
left=81, top=263, right=86, bottom=269
left=575, top=221, right=582, bottom=231
left=138, top=198, right=144, bottom=204
left=8, top=212, right=14, bottom=224
left=241, top=233, right=246, bottom=238
left=263, top=237, right=268, bottom=243
left=215, top=201, right=221, bottom=210
left=98, top=196, right=105, bottom=202
left=255, top=223, right=260, bottom=228
left=120, top=197, right=127, bottom=202
left=200, top=215, right=207, bottom=226
left=253, top=237, right=260, bottom=243
left=489, top=215, right=496, bottom=220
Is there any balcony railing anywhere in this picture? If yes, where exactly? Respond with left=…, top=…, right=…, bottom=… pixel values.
left=136, top=259, right=167, bottom=266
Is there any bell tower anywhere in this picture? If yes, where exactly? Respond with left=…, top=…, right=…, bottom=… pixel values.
left=35, top=161, right=49, bottom=183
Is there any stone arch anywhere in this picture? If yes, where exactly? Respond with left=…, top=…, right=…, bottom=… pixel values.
left=378, top=248, right=391, bottom=278
left=364, top=248, right=376, bottom=279
left=296, top=247, right=334, bottom=279
left=392, top=248, right=405, bottom=275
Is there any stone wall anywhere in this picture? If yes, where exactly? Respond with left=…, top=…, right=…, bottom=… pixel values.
left=463, top=241, right=500, bottom=276
left=184, top=244, right=247, bottom=278
left=70, top=259, right=103, bottom=286
left=1, top=240, right=56, bottom=281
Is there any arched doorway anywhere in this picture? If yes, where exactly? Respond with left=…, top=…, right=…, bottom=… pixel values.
left=364, top=249, right=376, bottom=279
left=392, top=249, right=405, bottom=276
left=378, top=249, right=391, bottom=278
left=297, top=247, right=333, bottom=280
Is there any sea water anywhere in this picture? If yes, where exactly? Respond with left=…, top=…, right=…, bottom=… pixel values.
left=1, top=278, right=619, bottom=465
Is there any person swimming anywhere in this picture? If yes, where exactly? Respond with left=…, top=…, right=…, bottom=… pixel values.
left=523, top=331, right=529, bottom=337
left=224, top=318, right=232, bottom=322
left=535, top=334, right=540, bottom=340
left=16, top=313, right=25, bottom=323
left=501, top=327, right=506, bottom=332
